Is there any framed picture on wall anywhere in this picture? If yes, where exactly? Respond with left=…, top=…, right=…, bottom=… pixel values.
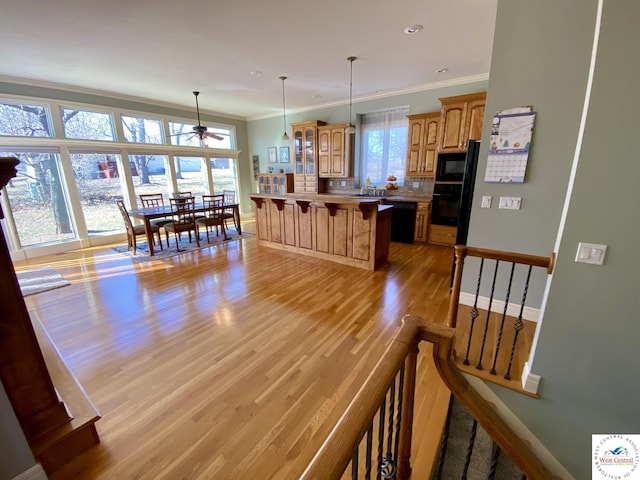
left=279, top=146, right=290, bottom=163
left=268, top=147, right=277, bottom=163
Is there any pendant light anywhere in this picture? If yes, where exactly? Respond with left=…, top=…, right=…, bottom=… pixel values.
left=345, top=56, right=357, bottom=134
left=279, top=75, right=290, bottom=141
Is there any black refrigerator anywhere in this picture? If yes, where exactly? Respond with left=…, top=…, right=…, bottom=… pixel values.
left=456, top=140, right=481, bottom=246
left=450, top=140, right=480, bottom=285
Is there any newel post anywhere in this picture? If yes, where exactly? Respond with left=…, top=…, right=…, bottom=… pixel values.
left=446, top=245, right=468, bottom=328
left=397, top=342, right=419, bottom=480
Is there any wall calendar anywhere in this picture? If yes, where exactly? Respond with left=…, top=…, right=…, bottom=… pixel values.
left=484, top=106, right=536, bottom=183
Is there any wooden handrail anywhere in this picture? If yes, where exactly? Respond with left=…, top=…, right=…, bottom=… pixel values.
left=413, top=314, right=561, bottom=480
left=300, top=317, right=419, bottom=480
left=447, top=245, right=556, bottom=327
left=302, top=315, right=561, bottom=480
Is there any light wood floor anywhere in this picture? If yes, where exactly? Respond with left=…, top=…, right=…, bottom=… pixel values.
left=16, top=221, right=455, bottom=479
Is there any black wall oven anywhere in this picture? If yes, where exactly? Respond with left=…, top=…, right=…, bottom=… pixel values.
left=435, top=152, right=467, bottom=182
left=431, top=183, right=462, bottom=226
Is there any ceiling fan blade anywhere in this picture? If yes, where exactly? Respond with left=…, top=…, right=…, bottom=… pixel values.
left=204, top=132, right=224, bottom=141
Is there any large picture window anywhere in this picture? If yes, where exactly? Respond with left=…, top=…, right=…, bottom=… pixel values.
left=0, top=95, right=239, bottom=254
left=3, top=150, right=76, bottom=247
left=360, top=107, right=409, bottom=186
left=0, top=101, right=54, bottom=137
left=122, top=115, right=163, bottom=144
left=61, top=107, right=115, bottom=141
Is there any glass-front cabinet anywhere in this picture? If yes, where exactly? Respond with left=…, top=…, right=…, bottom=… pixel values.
left=291, top=120, right=326, bottom=193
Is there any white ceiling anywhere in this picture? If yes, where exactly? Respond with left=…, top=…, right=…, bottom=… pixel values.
left=0, top=0, right=497, bottom=120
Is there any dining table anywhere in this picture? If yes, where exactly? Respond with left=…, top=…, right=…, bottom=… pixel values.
left=128, top=202, right=241, bottom=256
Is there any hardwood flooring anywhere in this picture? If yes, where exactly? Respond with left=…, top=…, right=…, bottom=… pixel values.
left=16, top=221, right=455, bottom=479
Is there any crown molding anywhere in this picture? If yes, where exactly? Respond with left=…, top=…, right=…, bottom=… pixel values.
left=0, top=75, right=245, bottom=121
left=247, top=73, right=489, bottom=121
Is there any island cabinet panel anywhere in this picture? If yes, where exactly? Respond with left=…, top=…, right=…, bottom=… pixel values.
left=332, top=208, right=350, bottom=257
left=315, top=206, right=331, bottom=253
left=296, top=206, right=313, bottom=250
left=249, top=195, right=390, bottom=270
left=256, top=203, right=270, bottom=241
left=352, top=210, right=372, bottom=261
left=268, top=202, right=282, bottom=243
left=283, top=203, right=296, bottom=247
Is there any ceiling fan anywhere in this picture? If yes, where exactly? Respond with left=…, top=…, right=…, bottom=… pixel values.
left=173, top=91, right=224, bottom=143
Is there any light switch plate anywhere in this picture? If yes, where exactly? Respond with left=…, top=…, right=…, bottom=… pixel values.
left=481, top=196, right=492, bottom=208
left=340, top=180, right=347, bottom=187
left=498, top=196, right=522, bottom=209
left=412, top=181, right=420, bottom=189
left=329, top=180, right=333, bottom=186
left=575, top=242, right=607, bottom=265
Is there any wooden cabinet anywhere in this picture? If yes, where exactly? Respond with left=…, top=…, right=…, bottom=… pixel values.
left=428, top=224, right=457, bottom=246
left=292, top=120, right=326, bottom=193
left=413, top=201, right=431, bottom=242
left=257, top=173, right=293, bottom=195
left=318, top=123, right=354, bottom=178
left=406, top=113, right=441, bottom=178
left=438, top=92, right=486, bottom=152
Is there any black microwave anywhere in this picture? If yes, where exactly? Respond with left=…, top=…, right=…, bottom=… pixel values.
left=435, top=152, right=467, bottom=182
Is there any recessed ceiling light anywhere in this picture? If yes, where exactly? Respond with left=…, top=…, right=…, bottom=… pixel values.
left=436, top=68, right=449, bottom=74
left=250, top=71, right=263, bottom=77
left=403, top=25, right=423, bottom=35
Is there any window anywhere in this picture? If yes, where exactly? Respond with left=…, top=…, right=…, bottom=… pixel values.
left=2, top=150, right=76, bottom=246
left=122, top=115, right=163, bottom=144
left=61, top=107, right=115, bottom=141
left=175, top=156, right=207, bottom=198
left=129, top=154, right=170, bottom=201
left=168, top=121, right=200, bottom=147
left=210, top=157, right=238, bottom=194
left=360, top=107, right=409, bottom=186
left=0, top=101, right=54, bottom=137
left=69, top=152, right=125, bottom=236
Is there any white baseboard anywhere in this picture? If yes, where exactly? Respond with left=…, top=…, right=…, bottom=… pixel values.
left=459, top=292, right=540, bottom=322
left=521, top=361, right=541, bottom=395
left=12, top=464, right=48, bottom=480
left=464, top=374, right=575, bottom=480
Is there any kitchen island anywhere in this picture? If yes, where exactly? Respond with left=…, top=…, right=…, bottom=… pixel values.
left=249, top=194, right=392, bottom=270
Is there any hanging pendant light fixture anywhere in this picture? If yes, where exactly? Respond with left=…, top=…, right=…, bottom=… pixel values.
left=345, top=56, right=357, bottom=134
left=279, top=75, right=290, bottom=141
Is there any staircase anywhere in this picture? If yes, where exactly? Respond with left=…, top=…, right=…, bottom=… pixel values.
left=432, top=395, right=524, bottom=480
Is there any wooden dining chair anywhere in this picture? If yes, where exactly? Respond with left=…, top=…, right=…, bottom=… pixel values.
left=117, top=200, right=162, bottom=255
left=221, top=190, right=236, bottom=231
left=139, top=193, right=172, bottom=227
left=196, top=195, right=227, bottom=243
left=164, top=196, right=200, bottom=251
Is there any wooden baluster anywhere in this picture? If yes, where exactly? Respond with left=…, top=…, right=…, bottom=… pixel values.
left=490, top=262, right=516, bottom=375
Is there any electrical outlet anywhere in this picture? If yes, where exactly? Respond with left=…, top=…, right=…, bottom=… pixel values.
left=481, top=196, right=492, bottom=208
left=329, top=180, right=333, bottom=186
left=498, top=196, right=522, bottom=209
left=340, top=180, right=347, bottom=187
left=412, top=182, right=419, bottom=189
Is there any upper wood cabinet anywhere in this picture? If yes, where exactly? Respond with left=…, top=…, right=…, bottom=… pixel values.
left=292, top=120, right=326, bottom=193
left=318, top=123, right=354, bottom=178
left=406, top=112, right=441, bottom=177
left=438, top=92, right=486, bottom=152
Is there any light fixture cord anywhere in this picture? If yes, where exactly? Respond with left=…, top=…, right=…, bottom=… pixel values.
left=280, top=76, right=287, bottom=135
left=349, top=60, right=353, bottom=126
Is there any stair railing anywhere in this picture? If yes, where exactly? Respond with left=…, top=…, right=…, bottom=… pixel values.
left=301, top=314, right=560, bottom=480
left=448, top=246, right=555, bottom=383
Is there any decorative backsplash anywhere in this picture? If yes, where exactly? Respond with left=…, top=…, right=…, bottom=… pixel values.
left=324, top=176, right=434, bottom=198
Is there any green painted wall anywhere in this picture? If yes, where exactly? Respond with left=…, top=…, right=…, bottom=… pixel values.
left=472, top=1, right=640, bottom=478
